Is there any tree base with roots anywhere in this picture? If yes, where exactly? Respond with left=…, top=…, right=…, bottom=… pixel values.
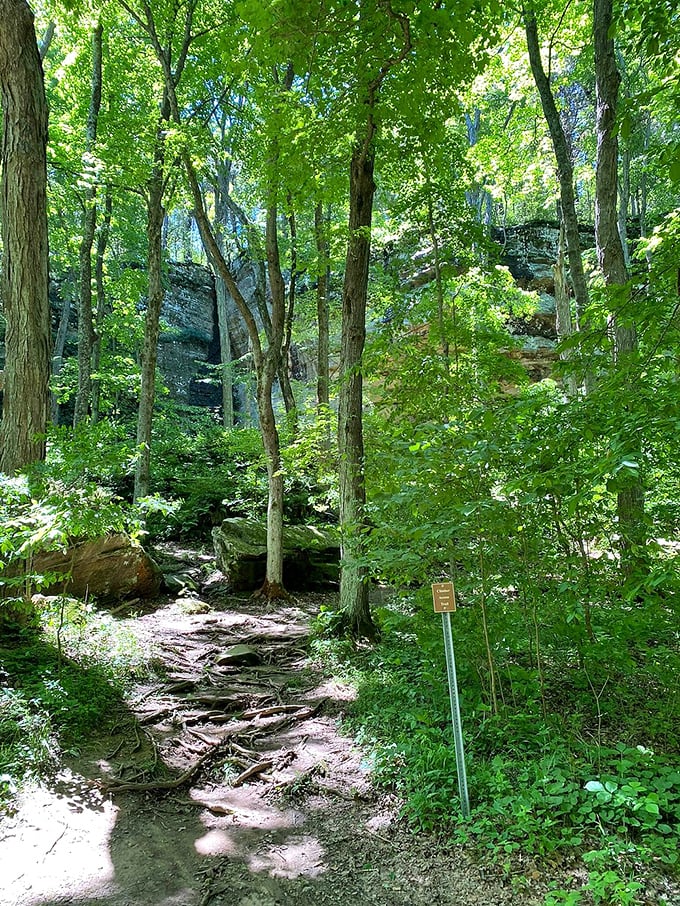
left=252, top=579, right=290, bottom=601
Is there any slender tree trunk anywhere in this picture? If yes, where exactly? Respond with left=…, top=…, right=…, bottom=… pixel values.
left=256, top=137, right=288, bottom=595
left=212, top=168, right=235, bottom=428
left=74, top=21, right=103, bottom=426
left=51, top=286, right=72, bottom=424
left=424, top=163, right=449, bottom=370
left=134, top=103, right=167, bottom=501
left=91, top=186, right=112, bottom=424
left=338, top=140, right=376, bottom=638
left=179, top=103, right=288, bottom=596
left=279, top=201, right=298, bottom=432
left=524, top=7, right=590, bottom=330
left=336, top=4, right=411, bottom=637
left=618, top=145, right=631, bottom=270
left=38, top=20, right=56, bottom=60
left=0, top=0, right=50, bottom=473
left=593, top=0, right=645, bottom=572
left=554, top=222, right=579, bottom=396
left=215, top=277, right=234, bottom=428
left=639, top=116, right=652, bottom=267
left=464, top=108, right=493, bottom=233
left=258, top=364, right=284, bottom=597
left=314, top=201, right=331, bottom=412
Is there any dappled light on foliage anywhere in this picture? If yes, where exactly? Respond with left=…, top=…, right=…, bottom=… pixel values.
left=1, top=0, right=680, bottom=902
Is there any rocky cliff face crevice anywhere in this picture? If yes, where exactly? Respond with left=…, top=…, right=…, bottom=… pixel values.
left=158, top=261, right=222, bottom=408
left=1, top=221, right=589, bottom=416
left=493, top=219, right=596, bottom=382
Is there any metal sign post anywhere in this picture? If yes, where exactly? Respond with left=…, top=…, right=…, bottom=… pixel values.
left=432, top=582, right=470, bottom=818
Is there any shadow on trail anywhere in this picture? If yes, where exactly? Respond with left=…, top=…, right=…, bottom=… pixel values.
left=1, top=594, right=383, bottom=906
left=1, top=590, right=525, bottom=906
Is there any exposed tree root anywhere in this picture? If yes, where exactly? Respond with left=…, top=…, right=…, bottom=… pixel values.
left=232, top=759, right=274, bottom=787
left=103, top=700, right=326, bottom=796
left=102, top=735, right=232, bottom=796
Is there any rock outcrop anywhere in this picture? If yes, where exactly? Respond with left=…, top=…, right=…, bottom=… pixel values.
left=158, top=262, right=222, bottom=407
left=212, top=518, right=340, bottom=591
left=493, top=220, right=596, bottom=380
left=30, top=534, right=162, bottom=603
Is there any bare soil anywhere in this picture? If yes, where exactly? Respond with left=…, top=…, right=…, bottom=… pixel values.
left=0, top=547, right=599, bottom=906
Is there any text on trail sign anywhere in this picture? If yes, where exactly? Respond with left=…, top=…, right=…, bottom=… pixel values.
left=432, top=581, right=456, bottom=613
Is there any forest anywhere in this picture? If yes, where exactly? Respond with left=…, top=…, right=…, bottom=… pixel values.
left=0, top=0, right=679, bottom=904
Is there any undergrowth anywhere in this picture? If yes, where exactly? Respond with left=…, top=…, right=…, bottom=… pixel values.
left=310, top=592, right=680, bottom=905
left=0, top=598, right=153, bottom=812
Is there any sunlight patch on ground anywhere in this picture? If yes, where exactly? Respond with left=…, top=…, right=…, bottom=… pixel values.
left=193, top=788, right=327, bottom=880
left=247, top=835, right=326, bottom=879
left=0, top=769, right=117, bottom=906
left=305, top=677, right=357, bottom=703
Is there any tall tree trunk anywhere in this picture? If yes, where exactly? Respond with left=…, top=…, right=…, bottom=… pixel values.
left=170, top=87, right=289, bottom=595
left=91, top=186, right=112, bottom=424
left=257, top=133, right=288, bottom=595
left=51, top=284, right=72, bottom=424
left=258, top=361, right=284, bottom=596
left=134, top=101, right=167, bottom=501
left=212, top=169, right=234, bottom=429
left=338, top=140, right=376, bottom=638
left=336, top=3, right=411, bottom=637
left=74, top=21, right=103, bottom=426
left=524, top=7, right=590, bottom=331
left=554, top=222, right=578, bottom=397
left=424, top=162, right=449, bottom=371
left=38, top=20, right=56, bottom=60
left=0, top=0, right=50, bottom=473
left=279, top=201, right=298, bottom=432
left=464, top=108, right=494, bottom=233
left=618, top=145, right=631, bottom=270
left=314, top=201, right=331, bottom=413
left=593, top=0, right=645, bottom=572
left=215, top=277, right=234, bottom=429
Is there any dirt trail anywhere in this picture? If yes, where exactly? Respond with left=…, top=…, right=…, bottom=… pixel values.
left=0, top=552, right=546, bottom=906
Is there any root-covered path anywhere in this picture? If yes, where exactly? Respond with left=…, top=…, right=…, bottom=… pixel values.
left=0, top=555, right=545, bottom=906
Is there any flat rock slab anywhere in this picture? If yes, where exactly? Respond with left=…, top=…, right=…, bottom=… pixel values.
left=215, top=644, right=261, bottom=667
left=212, top=519, right=339, bottom=591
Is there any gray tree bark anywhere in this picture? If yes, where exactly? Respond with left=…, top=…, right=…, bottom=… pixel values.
left=524, top=7, right=590, bottom=329
left=0, top=0, right=50, bottom=473
left=593, top=0, right=645, bottom=572
left=91, top=187, right=112, bottom=424
left=134, top=126, right=166, bottom=501
left=280, top=200, right=298, bottom=432
left=51, top=283, right=72, bottom=424
left=314, top=201, right=331, bottom=413
left=212, top=166, right=234, bottom=429
left=74, top=21, right=103, bottom=426
left=553, top=223, right=578, bottom=397
left=337, top=139, right=376, bottom=638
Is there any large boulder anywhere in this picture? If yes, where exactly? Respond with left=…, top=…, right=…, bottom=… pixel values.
left=32, top=534, right=162, bottom=603
left=212, top=518, right=340, bottom=591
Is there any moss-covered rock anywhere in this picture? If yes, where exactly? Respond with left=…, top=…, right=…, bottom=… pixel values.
left=212, top=518, right=339, bottom=591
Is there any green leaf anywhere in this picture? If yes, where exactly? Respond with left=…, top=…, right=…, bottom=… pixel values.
left=585, top=780, right=604, bottom=793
